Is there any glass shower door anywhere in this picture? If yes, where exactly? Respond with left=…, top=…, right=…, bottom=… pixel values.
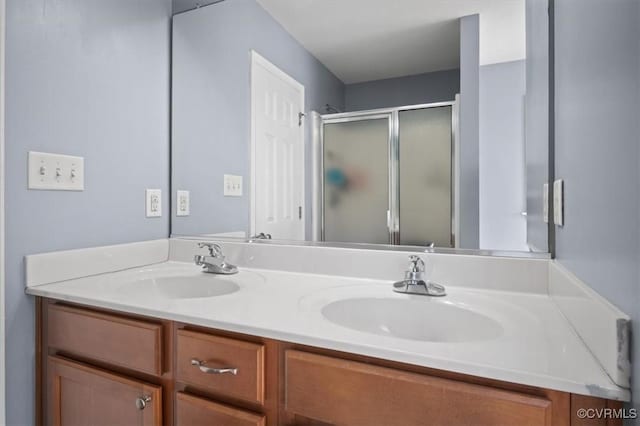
left=398, top=106, right=453, bottom=247
left=322, top=116, right=391, bottom=244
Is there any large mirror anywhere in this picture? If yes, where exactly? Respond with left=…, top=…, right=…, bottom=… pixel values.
left=171, top=0, right=550, bottom=254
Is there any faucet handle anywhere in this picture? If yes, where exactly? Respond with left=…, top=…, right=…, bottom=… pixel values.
left=405, top=255, right=427, bottom=283
left=250, top=232, right=272, bottom=240
left=408, top=255, right=425, bottom=272
left=198, top=242, right=223, bottom=257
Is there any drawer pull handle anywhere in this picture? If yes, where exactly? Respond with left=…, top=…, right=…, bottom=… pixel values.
left=135, top=395, right=152, bottom=410
left=190, top=358, right=238, bottom=375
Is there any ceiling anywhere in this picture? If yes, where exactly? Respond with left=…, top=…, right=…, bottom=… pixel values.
left=256, top=0, right=526, bottom=84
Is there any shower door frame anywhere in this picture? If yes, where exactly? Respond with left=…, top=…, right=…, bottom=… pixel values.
left=312, top=99, right=459, bottom=247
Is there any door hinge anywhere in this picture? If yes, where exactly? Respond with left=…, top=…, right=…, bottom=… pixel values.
left=298, top=112, right=305, bottom=127
left=298, top=206, right=302, bottom=219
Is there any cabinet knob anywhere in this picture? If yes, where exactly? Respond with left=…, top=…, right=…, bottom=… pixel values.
left=190, top=358, right=238, bottom=375
left=135, top=395, right=152, bottom=410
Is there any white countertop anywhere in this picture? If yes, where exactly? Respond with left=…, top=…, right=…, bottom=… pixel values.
left=26, top=260, right=630, bottom=401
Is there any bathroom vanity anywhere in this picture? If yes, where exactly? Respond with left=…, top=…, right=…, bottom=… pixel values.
left=37, top=298, right=623, bottom=426
left=27, top=239, right=630, bottom=426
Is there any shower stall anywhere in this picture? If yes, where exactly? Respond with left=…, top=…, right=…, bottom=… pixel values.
left=312, top=100, right=459, bottom=247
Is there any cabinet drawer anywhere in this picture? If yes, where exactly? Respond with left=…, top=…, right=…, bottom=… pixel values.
left=176, top=392, right=265, bottom=426
left=47, top=356, right=162, bottom=426
left=176, top=329, right=265, bottom=405
left=285, top=350, right=553, bottom=426
left=47, top=304, right=163, bottom=376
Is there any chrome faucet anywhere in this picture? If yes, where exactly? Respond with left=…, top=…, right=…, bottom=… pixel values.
left=194, top=242, right=238, bottom=275
left=393, top=255, right=446, bottom=296
left=249, top=232, right=272, bottom=240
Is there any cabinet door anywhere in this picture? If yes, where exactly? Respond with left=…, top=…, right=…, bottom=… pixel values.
left=47, top=356, right=162, bottom=426
left=285, top=350, right=553, bottom=426
left=175, top=392, right=266, bottom=426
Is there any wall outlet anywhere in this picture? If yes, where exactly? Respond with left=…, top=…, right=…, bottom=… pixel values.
left=146, top=189, right=162, bottom=218
left=176, top=190, right=190, bottom=216
left=553, top=179, right=564, bottom=226
left=224, top=174, right=243, bottom=197
left=542, top=183, right=549, bottom=224
left=28, top=151, right=85, bottom=191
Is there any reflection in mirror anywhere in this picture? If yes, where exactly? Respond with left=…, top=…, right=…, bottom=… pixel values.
left=171, top=0, right=550, bottom=254
left=322, top=115, right=391, bottom=245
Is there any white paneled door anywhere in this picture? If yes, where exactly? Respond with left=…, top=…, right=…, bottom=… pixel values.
left=250, top=51, right=305, bottom=240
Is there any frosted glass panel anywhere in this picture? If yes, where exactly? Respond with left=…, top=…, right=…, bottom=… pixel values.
left=323, top=118, right=390, bottom=244
left=398, top=107, right=452, bottom=246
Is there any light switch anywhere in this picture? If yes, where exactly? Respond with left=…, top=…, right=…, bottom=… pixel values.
left=28, top=151, right=84, bottom=191
left=553, top=179, right=564, bottom=226
left=542, top=183, right=549, bottom=224
left=176, top=190, right=190, bottom=216
left=223, top=174, right=243, bottom=197
left=146, top=189, right=162, bottom=218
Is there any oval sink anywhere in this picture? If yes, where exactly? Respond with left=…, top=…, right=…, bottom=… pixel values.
left=119, top=275, right=239, bottom=300
left=321, top=297, right=503, bottom=343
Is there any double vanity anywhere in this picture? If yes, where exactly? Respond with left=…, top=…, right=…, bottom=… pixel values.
left=25, top=238, right=630, bottom=425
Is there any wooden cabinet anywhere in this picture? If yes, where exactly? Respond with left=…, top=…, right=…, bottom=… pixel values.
left=176, top=329, right=265, bottom=405
left=47, top=304, right=164, bottom=376
left=285, top=350, right=552, bottom=426
left=47, top=356, right=162, bottom=426
left=39, top=299, right=271, bottom=426
left=37, top=298, right=623, bottom=426
left=175, top=392, right=266, bottom=426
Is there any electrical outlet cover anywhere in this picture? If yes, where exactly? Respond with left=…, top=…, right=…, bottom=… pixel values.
left=146, top=189, right=162, bottom=218
left=177, top=190, right=190, bottom=216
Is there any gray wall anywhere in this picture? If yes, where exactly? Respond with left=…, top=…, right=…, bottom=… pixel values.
left=525, top=0, right=550, bottom=252
left=554, top=0, right=640, bottom=419
left=344, top=69, right=460, bottom=112
left=458, top=14, right=480, bottom=249
left=479, top=60, right=527, bottom=251
left=171, top=0, right=344, bottom=237
left=4, top=0, right=171, bottom=424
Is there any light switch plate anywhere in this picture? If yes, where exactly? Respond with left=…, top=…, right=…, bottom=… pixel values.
left=542, top=183, right=549, bottom=224
left=176, top=190, right=190, bottom=216
left=146, top=189, right=162, bottom=218
left=553, top=179, right=564, bottom=226
left=28, top=151, right=84, bottom=191
left=224, top=174, right=243, bottom=197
